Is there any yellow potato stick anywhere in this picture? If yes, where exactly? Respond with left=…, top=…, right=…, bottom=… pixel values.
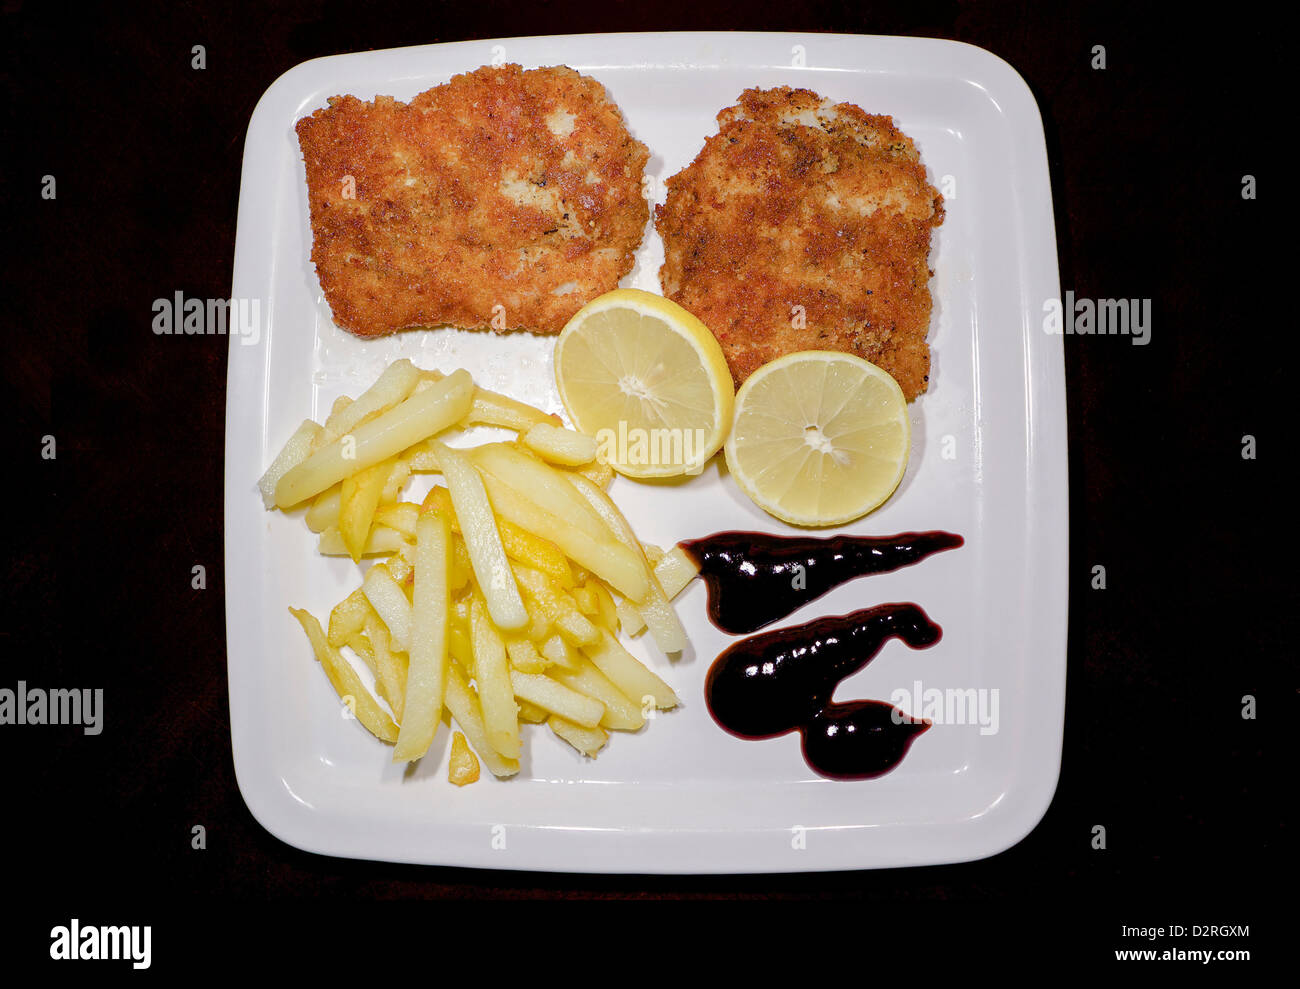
left=522, top=422, right=599, bottom=466
left=591, top=581, right=619, bottom=632
left=317, top=525, right=408, bottom=558
left=448, top=731, right=480, bottom=786
left=372, top=502, right=420, bottom=539
left=328, top=587, right=376, bottom=648
left=275, top=368, right=473, bottom=508
left=548, top=715, right=609, bottom=757
left=380, top=459, right=411, bottom=503
left=420, top=485, right=457, bottom=529
left=508, top=672, right=605, bottom=729
left=363, top=616, right=408, bottom=722
left=640, top=542, right=665, bottom=565
left=290, top=608, right=398, bottom=744
left=339, top=460, right=391, bottom=562
left=472, top=443, right=608, bottom=540
left=448, top=623, right=474, bottom=675
left=305, top=484, right=341, bottom=533
left=516, top=699, right=550, bottom=724
left=394, top=512, right=451, bottom=762
left=470, top=595, right=521, bottom=759
left=549, top=657, right=645, bottom=731
left=504, top=636, right=547, bottom=674
left=362, top=563, right=413, bottom=654
left=540, top=633, right=581, bottom=671
left=584, top=630, right=678, bottom=710
left=610, top=591, right=646, bottom=637
left=511, top=565, right=599, bottom=646
left=461, top=385, right=559, bottom=432
left=258, top=419, right=322, bottom=508
left=497, top=520, right=574, bottom=587
left=567, top=458, right=613, bottom=489
left=654, top=545, right=700, bottom=600
left=404, top=442, right=441, bottom=473
left=477, top=472, right=648, bottom=601
left=568, top=472, right=687, bottom=653
left=571, top=584, right=599, bottom=616
left=444, top=661, right=519, bottom=778
left=435, top=442, right=529, bottom=631
left=318, top=358, right=421, bottom=448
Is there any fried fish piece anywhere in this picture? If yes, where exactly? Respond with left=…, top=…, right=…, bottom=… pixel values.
left=656, top=87, right=943, bottom=400
left=296, top=64, right=650, bottom=337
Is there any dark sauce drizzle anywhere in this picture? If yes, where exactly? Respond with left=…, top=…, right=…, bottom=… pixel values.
left=680, top=530, right=964, bottom=634
left=704, top=604, right=941, bottom=780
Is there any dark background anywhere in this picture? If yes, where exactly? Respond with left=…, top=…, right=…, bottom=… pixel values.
left=0, top=0, right=1287, bottom=965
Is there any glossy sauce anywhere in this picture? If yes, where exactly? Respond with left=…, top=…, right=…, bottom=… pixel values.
left=680, top=530, right=964, bottom=634
left=704, top=603, right=940, bottom=780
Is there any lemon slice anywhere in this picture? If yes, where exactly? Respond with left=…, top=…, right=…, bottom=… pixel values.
left=724, top=352, right=911, bottom=526
left=554, top=289, right=734, bottom=478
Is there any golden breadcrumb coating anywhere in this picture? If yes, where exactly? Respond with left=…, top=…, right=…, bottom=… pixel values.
left=296, top=64, right=649, bottom=337
left=656, top=87, right=943, bottom=400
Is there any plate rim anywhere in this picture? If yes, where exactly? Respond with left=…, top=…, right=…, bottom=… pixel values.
left=225, top=29, right=1067, bottom=874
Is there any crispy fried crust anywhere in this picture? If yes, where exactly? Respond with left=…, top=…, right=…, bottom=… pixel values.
left=655, top=87, right=943, bottom=400
left=296, top=64, right=650, bottom=337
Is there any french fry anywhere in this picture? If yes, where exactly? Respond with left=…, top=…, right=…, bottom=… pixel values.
left=583, top=630, right=678, bottom=710
left=339, top=460, right=391, bottom=561
left=522, top=422, right=599, bottom=466
left=655, top=545, right=700, bottom=600
left=511, top=565, right=600, bottom=647
left=470, top=595, right=521, bottom=759
left=610, top=591, right=646, bottom=637
left=504, top=635, right=547, bottom=674
left=258, top=419, right=322, bottom=508
left=393, top=512, right=451, bottom=762
left=289, top=607, right=399, bottom=743
left=363, top=615, right=408, bottom=721
left=497, top=521, right=574, bottom=588
left=275, top=369, right=473, bottom=508
left=590, top=581, right=619, bottom=633
left=317, top=358, right=421, bottom=449
left=305, top=484, right=341, bottom=533
left=362, top=563, right=413, bottom=653
left=462, top=385, right=559, bottom=432
left=549, top=656, right=645, bottom=731
left=539, top=633, right=581, bottom=671
left=435, top=442, right=528, bottom=631
left=568, top=458, right=614, bottom=489
left=448, top=731, right=480, bottom=786
left=548, top=715, right=609, bottom=757
left=473, top=443, right=609, bottom=540
left=380, top=459, right=411, bottom=503
left=328, top=587, right=376, bottom=648
left=477, top=472, right=648, bottom=601
left=444, top=660, right=519, bottom=778
left=509, top=672, right=605, bottom=729
left=516, top=699, right=550, bottom=723
left=317, top=525, right=408, bottom=558
left=568, top=473, right=687, bottom=653
left=372, top=502, right=420, bottom=540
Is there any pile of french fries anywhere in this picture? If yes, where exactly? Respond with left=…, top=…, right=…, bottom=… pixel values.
left=259, top=359, right=701, bottom=783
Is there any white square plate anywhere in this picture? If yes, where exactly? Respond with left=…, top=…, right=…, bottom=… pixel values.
left=225, top=31, right=1066, bottom=873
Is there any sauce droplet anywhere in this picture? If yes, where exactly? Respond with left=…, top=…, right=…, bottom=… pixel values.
left=680, top=530, right=963, bottom=634
left=704, top=603, right=940, bottom=779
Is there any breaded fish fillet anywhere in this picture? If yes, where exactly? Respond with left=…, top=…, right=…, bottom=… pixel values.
left=656, top=88, right=943, bottom=400
left=296, top=64, right=649, bottom=337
